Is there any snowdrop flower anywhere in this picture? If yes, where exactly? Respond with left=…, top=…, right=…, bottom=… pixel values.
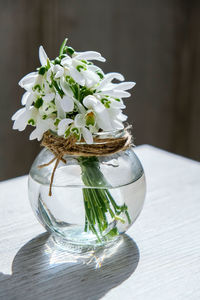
left=94, top=72, right=136, bottom=99
left=29, top=117, right=55, bottom=141
left=12, top=107, right=33, bottom=131
left=83, top=95, right=113, bottom=131
left=57, top=118, right=73, bottom=137
left=61, top=51, right=105, bottom=88
left=12, top=106, right=55, bottom=140
left=74, top=113, right=93, bottom=144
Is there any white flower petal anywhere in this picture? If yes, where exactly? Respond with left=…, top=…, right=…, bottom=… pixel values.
left=83, top=95, right=98, bottom=109
left=11, top=107, right=26, bottom=121
left=53, top=65, right=64, bottom=79
left=61, top=56, right=72, bottom=67
left=58, top=118, right=73, bottom=136
left=46, top=68, right=52, bottom=82
left=55, top=69, right=64, bottom=79
left=112, top=82, right=136, bottom=91
left=29, top=127, right=46, bottom=141
left=70, top=67, right=85, bottom=85
left=29, top=128, right=43, bottom=141
left=73, top=98, right=86, bottom=114
left=75, top=51, right=106, bottom=62
left=39, top=46, right=48, bottom=66
left=98, top=72, right=124, bottom=90
left=111, top=119, right=124, bottom=130
left=26, top=93, right=35, bottom=109
left=117, top=111, right=128, bottom=122
left=55, top=95, right=65, bottom=119
left=29, top=118, right=54, bottom=141
left=83, top=95, right=113, bottom=131
left=21, top=92, right=30, bottom=105
left=60, top=77, right=73, bottom=97
left=74, top=114, right=85, bottom=128
left=60, top=95, right=74, bottom=112
left=18, top=72, right=38, bottom=90
left=43, top=93, right=55, bottom=102
left=110, top=99, right=125, bottom=109
left=29, top=128, right=39, bottom=140
left=12, top=108, right=31, bottom=131
left=101, top=90, right=131, bottom=98
left=83, top=70, right=100, bottom=87
left=82, top=127, right=93, bottom=144
left=88, top=65, right=104, bottom=73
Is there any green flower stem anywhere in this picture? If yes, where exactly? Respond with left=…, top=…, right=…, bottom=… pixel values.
left=78, top=156, right=131, bottom=243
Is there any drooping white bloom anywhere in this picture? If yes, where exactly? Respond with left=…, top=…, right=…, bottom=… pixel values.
left=12, top=106, right=56, bottom=140
left=83, top=95, right=113, bottom=131
left=74, top=113, right=93, bottom=144
left=95, top=72, right=136, bottom=98
left=61, top=51, right=105, bottom=88
left=57, top=118, right=73, bottom=136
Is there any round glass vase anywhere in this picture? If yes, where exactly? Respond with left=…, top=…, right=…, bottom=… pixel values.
left=28, top=129, right=146, bottom=252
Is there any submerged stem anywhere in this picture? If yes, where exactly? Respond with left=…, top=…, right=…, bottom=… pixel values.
left=79, top=156, right=131, bottom=242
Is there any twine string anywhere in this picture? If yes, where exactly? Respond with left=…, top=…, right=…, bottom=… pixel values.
left=38, top=127, right=132, bottom=196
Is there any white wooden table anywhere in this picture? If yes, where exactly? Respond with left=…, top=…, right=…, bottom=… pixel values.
left=0, top=145, right=200, bottom=300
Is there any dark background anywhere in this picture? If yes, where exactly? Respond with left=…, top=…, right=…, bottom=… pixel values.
left=0, top=0, right=200, bottom=180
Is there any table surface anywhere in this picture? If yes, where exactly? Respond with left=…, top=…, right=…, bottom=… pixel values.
left=0, top=145, right=200, bottom=300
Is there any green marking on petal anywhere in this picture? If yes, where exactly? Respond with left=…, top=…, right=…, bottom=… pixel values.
left=34, top=97, right=43, bottom=108
left=101, top=98, right=111, bottom=108
left=66, top=75, right=75, bottom=85
left=76, top=65, right=86, bottom=72
left=115, top=98, right=120, bottom=102
left=42, top=115, right=47, bottom=120
left=64, top=127, right=71, bottom=138
left=85, top=111, right=95, bottom=126
left=54, top=118, right=60, bottom=126
left=71, top=127, right=80, bottom=140
left=33, top=84, right=41, bottom=92
left=28, top=119, right=35, bottom=126
left=96, top=71, right=104, bottom=79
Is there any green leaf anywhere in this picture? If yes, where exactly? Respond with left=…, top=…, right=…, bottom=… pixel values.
left=52, top=79, right=64, bottom=97
left=59, top=38, right=68, bottom=56
left=66, top=46, right=75, bottom=56
left=38, top=66, right=46, bottom=75
left=46, top=58, right=51, bottom=70
left=54, top=57, right=61, bottom=65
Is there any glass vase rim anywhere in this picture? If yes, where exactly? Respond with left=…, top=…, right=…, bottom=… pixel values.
left=77, top=128, right=127, bottom=144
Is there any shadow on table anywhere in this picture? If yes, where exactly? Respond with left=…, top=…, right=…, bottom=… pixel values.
left=0, top=232, right=139, bottom=300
